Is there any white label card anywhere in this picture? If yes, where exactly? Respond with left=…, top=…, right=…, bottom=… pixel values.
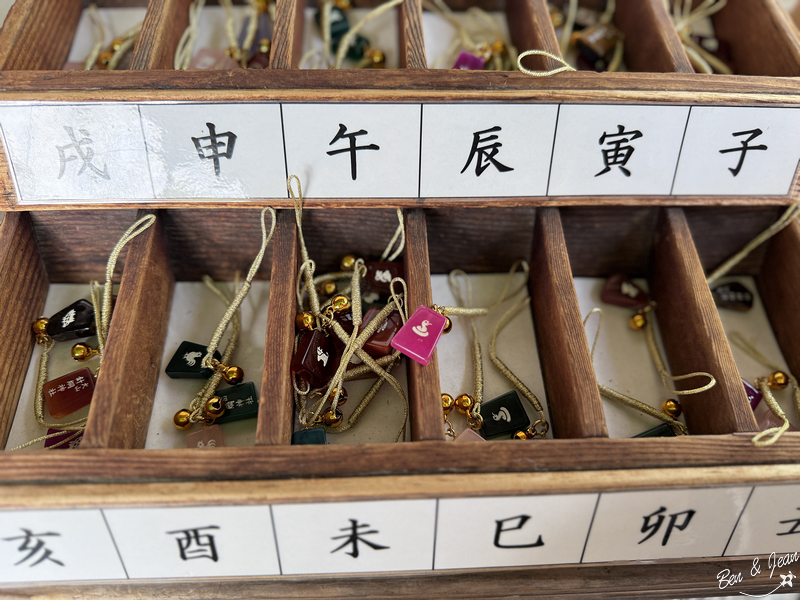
left=434, top=494, right=598, bottom=569
left=0, top=509, right=126, bottom=583
left=139, top=103, right=287, bottom=199
left=672, top=106, right=800, bottom=196
left=103, top=505, right=281, bottom=578
left=272, top=499, right=436, bottom=574
left=281, top=103, right=421, bottom=198
left=725, top=484, right=800, bottom=558
left=0, top=104, right=153, bottom=204
left=548, top=104, right=690, bottom=196
left=419, top=104, right=559, bottom=197
left=582, top=487, right=752, bottom=563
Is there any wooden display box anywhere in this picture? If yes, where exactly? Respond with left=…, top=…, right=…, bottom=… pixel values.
left=1, top=0, right=800, bottom=597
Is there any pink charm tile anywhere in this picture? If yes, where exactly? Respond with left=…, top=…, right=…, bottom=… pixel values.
left=391, top=305, right=447, bottom=365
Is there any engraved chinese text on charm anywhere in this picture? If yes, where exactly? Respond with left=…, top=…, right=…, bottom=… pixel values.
left=44, top=367, right=95, bottom=419
left=600, top=274, right=649, bottom=309
left=214, top=382, right=259, bottom=424
left=390, top=305, right=448, bottom=366
left=711, top=282, right=754, bottom=312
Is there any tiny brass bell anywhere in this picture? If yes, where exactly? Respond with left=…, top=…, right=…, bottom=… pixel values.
left=111, top=37, right=124, bottom=51
left=205, top=396, right=225, bottom=418
left=174, top=409, right=193, bottom=430
left=455, top=393, right=474, bottom=414
left=97, top=51, right=113, bottom=69
left=295, top=312, right=316, bottom=331
left=323, top=409, right=344, bottom=427
left=491, top=41, right=506, bottom=57
left=71, top=342, right=98, bottom=362
left=330, top=295, right=351, bottom=313
left=340, top=254, right=357, bottom=271
left=258, top=38, right=271, bottom=56
left=335, top=0, right=352, bottom=10
left=318, top=281, right=337, bottom=296
left=512, top=430, right=529, bottom=440
left=32, top=318, right=49, bottom=337
left=661, top=398, right=682, bottom=419
left=223, top=365, right=245, bottom=385
left=769, top=371, right=789, bottom=391
left=369, top=49, right=386, bottom=68
left=441, top=393, right=455, bottom=415
left=629, top=313, right=647, bottom=331
left=442, top=317, right=453, bottom=335
left=328, top=387, right=348, bottom=406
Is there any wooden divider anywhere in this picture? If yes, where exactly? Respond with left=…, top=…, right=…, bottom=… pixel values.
left=530, top=208, right=607, bottom=439
left=650, top=207, right=757, bottom=435
left=81, top=211, right=175, bottom=449
left=399, top=0, right=426, bottom=68
left=615, top=0, right=693, bottom=73
left=271, top=0, right=305, bottom=69
left=404, top=209, right=445, bottom=441
left=0, top=0, right=81, bottom=70
left=507, top=0, right=559, bottom=72
left=759, top=217, right=800, bottom=382
left=130, top=0, right=192, bottom=70
left=0, top=213, right=48, bottom=449
left=256, top=210, right=297, bottom=446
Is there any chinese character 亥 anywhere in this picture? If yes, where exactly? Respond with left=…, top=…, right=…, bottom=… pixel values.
left=719, top=128, right=767, bottom=176
left=460, top=126, right=514, bottom=176
left=3, top=528, right=64, bottom=567
left=56, top=126, right=110, bottom=181
left=639, top=506, right=695, bottom=546
left=595, top=124, right=643, bottom=177
left=331, top=518, right=389, bottom=558
left=326, top=124, right=380, bottom=181
left=778, top=508, right=800, bottom=536
left=166, top=525, right=220, bottom=562
left=192, top=123, right=237, bottom=176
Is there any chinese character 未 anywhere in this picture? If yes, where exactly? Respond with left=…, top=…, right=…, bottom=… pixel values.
left=596, top=125, right=643, bottom=177
left=460, top=126, right=514, bottom=176
left=192, top=123, right=237, bottom=177
left=331, top=518, right=389, bottom=558
left=326, top=124, right=380, bottom=181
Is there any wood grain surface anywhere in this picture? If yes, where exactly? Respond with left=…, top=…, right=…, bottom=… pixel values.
left=270, top=0, right=305, bottom=69
left=0, top=0, right=81, bottom=70
left=530, top=208, right=607, bottom=438
left=0, top=212, right=48, bottom=448
left=81, top=211, right=175, bottom=449
left=399, top=0, right=426, bottom=69
left=507, top=0, right=560, bottom=72
left=130, top=0, right=192, bottom=70
left=615, top=0, right=694, bottom=73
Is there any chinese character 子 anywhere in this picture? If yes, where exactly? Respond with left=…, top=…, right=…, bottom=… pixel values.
left=595, top=124, right=643, bottom=177
left=493, top=514, right=544, bottom=549
left=461, top=126, right=514, bottom=177
left=56, top=126, right=110, bottom=181
left=639, top=506, right=695, bottom=546
left=3, top=528, right=64, bottom=567
left=331, top=519, right=389, bottom=558
left=719, top=128, right=768, bottom=176
left=192, top=123, right=237, bottom=177
left=166, top=525, right=220, bottom=562
left=326, top=124, right=380, bottom=181
left=778, top=508, right=800, bottom=536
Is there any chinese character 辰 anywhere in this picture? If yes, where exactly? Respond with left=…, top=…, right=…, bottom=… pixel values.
left=461, top=126, right=514, bottom=177
left=3, top=528, right=64, bottom=567
left=719, top=128, right=768, bottom=176
left=192, top=123, right=237, bottom=177
left=326, top=124, right=380, bottom=181
left=331, top=518, right=389, bottom=558
left=595, top=124, right=643, bottom=177
left=639, top=506, right=695, bottom=546
left=493, top=514, right=544, bottom=549
left=778, top=508, right=800, bottom=536
left=56, top=126, right=110, bottom=181
left=166, top=525, right=220, bottom=562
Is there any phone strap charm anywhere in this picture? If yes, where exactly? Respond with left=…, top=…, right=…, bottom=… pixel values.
left=83, top=4, right=143, bottom=71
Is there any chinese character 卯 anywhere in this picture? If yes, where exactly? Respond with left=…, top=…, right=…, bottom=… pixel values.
left=639, top=506, right=695, bottom=546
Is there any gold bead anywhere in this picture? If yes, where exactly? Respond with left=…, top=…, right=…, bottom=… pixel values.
left=370, top=49, right=386, bottom=68
left=258, top=38, right=271, bottom=55
left=769, top=371, right=789, bottom=391
left=328, top=387, right=348, bottom=406
left=295, top=312, right=316, bottom=331
left=455, top=393, right=474, bottom=414
left=629, top=313, right=647, bottom=331
left=97, top=51, right=113, bottom=69
left=330, top=295, right=350, bottom=313
left=441, top=393, right=455, bottom=415
left=174, top=409, right=193, bottom=430
left=340, top=254, right=357, bottom=271
left=491, top=41, right=506, bottom=56
left=71, top=342, right=97, bottom=362
left=323, top=409, right=343, bottom=427
left=32, top=318, right=49, bottom=336
left=319, top=281, right=337, bottom=296
left=223, top=365, right=245, bottom=385
left=442, top=317, right=452, bottom=335
left=335, top=0, right=352, bottom=9
left=661, top=399, right=682, bottom=418
left=512, top=430, right=529, bottom=440
left=205, top=396, right=225, bottom=418
left=111, top=37, right=124, bottom=51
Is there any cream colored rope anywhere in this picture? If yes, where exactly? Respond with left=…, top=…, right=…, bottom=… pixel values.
left=175, top=0, right=206, bottom=70
left=517, top=50, right=576, bottom=76
left=84, top=4, right=106, bottom=70
left=334, top=0, right=403, bottom=69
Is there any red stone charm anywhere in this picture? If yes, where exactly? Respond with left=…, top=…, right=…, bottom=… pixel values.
left=365, top=261, right=404, bottom=295
left=600, top=274, right=649, bottom=309
left=44, top=368, right=94, bottom=419
left=186, top=424, right=226, bottom=449
left=44, top=428, right=84, bottom=449
left=291, top=330, right=340, bottom=389
left=360, top=308, right=403, bottom=358
left=757, top=410, right=798, bottom=432
left=743, top=379, right=763, bottom=410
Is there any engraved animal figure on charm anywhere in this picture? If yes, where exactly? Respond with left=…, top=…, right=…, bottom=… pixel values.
left=620, top=282, right=639, bottom=298
left=317, top=347, right=330, bottom=366
left=374, top=269, right=392, bottom=283
left=412, top=320, right=432, bottom=337
left=196, top=439, right=217, bottom=448
left=183, top=351, right=203, bottom=367
left=61, top=310, right=76, bottom=328
left=493, top=407, right=511, bottom=422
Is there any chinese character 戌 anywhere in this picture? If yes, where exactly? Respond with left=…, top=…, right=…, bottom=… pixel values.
left=56, top=126, right=110, bottom=181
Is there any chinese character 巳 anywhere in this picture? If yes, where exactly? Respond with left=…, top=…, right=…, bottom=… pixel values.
left=56, top=126, right=110, bottom=181
left=192, top=123, right=237, bottom=176
left=596, top=125, right=643, bottom=177
left=719, top=128, right=767, bottom=176
left=461, top=126, right=514, bottom=176
left=326, top=124, right=380, bottom=181
left=493, top=514, right=544, bottom=549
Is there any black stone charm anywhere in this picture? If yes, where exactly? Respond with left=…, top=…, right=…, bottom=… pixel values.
left=633, top=423, right=678, bottom=438
left=215, top=381, right=259, bottom=424
left=292, top=428, right=327, bottom=445
left=480, top=391, right=531, bottom=439
left=333, top=33, right=370, bottom=60
left=165, top=341, right=222, bottom=379
left=46, top=299, right=96, bottom=342
left=711, top=282, right=754, bottom=312
left=315, top=6, right=349, bottom=43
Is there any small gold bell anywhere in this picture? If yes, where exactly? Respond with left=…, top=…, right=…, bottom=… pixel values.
left=328, top=387, right=348, bottom=407
left=335, top=0, right=352, bottom=9
left=661, top=398, right=682, bottom=418
left=330, top=295, right=351, bottom=313
left=31, top=318, right=49, bottom=337
left=340, top=254, right=357, bottom=271
left=97, top=51, right=113, bottom=69
left=71, top=342, right=99, bottom=362
left=323, top=409, right=343, bottom=427
left=258, top=38, right=271, bottom=56
left=111, top=37, right=124, bottom=51
left=369, top=49, right=386, bottom=68
left=442, top=317, right=452, bottom=335
left=512, top=430, right=529, bottom=440
left=174, top=409, right=193, bottom=430
left=455, top=393, right=474, bottom=414
left=205, top=396, right=225, bottom=418
left=769, top=371, right=789, bottom=391
left=441, top=393, right=455, bottom=415
left=629, top=313, right=647, bottom=331
left=491, top=41, right=506, bottom=57
left=223, top=365, right=245, bottom=385
left=295, top=312, right=316, bottom=331
left=318, top=281, right=337, bottom=296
